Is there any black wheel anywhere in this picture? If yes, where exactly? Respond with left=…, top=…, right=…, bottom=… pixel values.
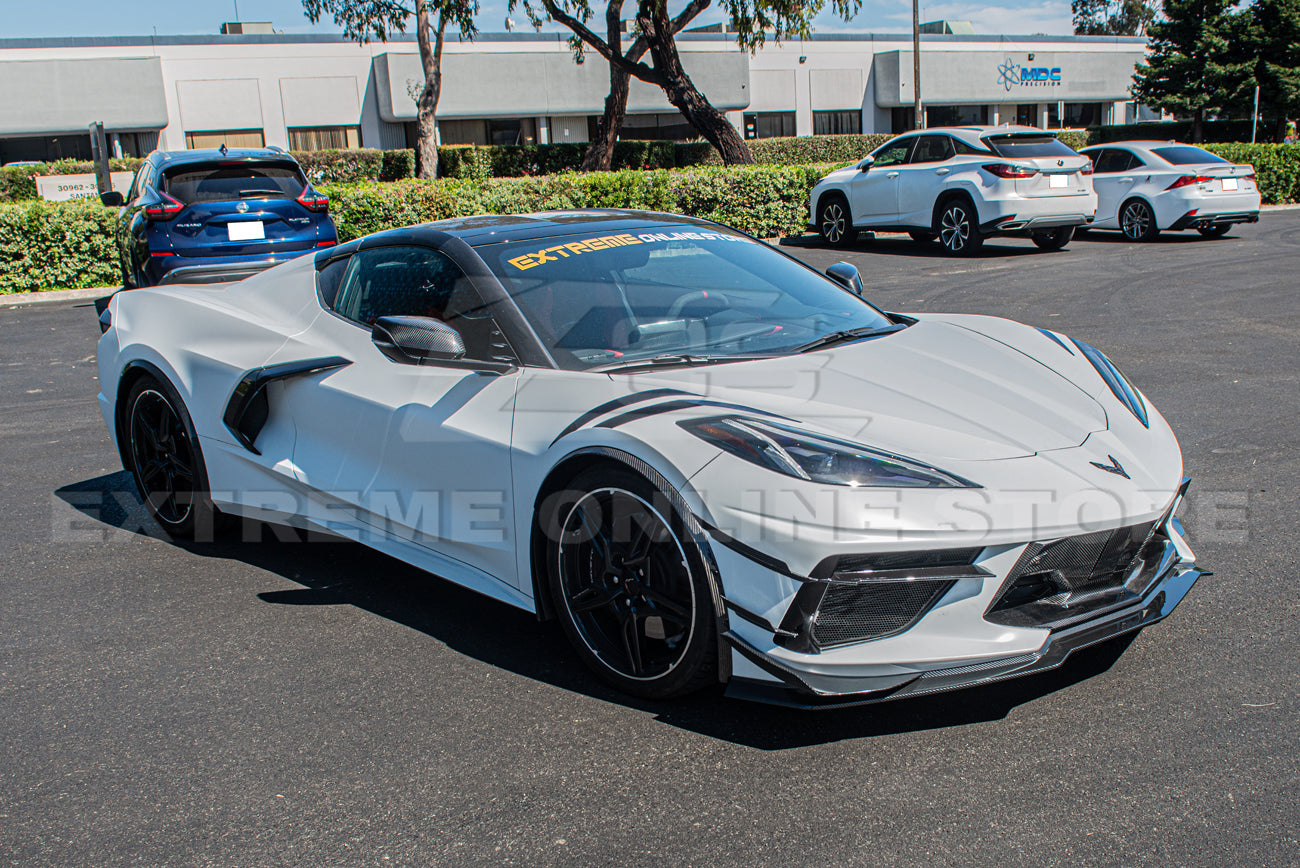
left=1197, top=224, right=1231, bottom=238
left=1031, top=226, right=1075, bottom=250
left=937, top=198, right=983, bottom=256
left=908, top=230, right=936, bottom=244
left=818, top=195, right=856, bottom=248
left=545, top=466, right=717, bottom=699
left=1120, top=199, right=1159, bottom=242
left=124, top=375, right=227, bottom=540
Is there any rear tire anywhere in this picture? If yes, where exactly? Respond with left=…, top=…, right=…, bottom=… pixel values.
left=1197, top=224, right=1231, bottom=238
left=937, top=198, right=983, bottom=256
left=1031, top=226, right=1075, bottom=250
left=544, top=465, right=718, bottom=700
left=818, top=195, right=856, bottom=248
left=123, top=375, right=229, bottom=540
left=1120, top=199, right=1159, bottom=242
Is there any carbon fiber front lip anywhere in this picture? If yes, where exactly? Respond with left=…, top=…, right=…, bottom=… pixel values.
left=724, top=561, right=1206, bottom=709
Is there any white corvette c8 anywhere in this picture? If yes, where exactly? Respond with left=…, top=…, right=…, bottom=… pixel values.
left=97, top=210, right=1203, bottom=707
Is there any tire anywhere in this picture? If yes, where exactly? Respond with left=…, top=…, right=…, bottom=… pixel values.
left=817, top=195, right=856, bottom=248
left=1120, top=199, right=1159, bottom=242
left=1197, top=224, right=1231, bottom=238
left=937, top=198, right=983, bottom=256
left=908, top=231, right=937, bottom=244
left=545, top=465, right=718, bottom=700
left=123, top=375, right=229, bottom=540
left=1031, top=226, right=1075, bottom=250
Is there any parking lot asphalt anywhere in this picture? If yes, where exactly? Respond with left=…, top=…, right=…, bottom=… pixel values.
left=2, top=214, right=1298, bottom=868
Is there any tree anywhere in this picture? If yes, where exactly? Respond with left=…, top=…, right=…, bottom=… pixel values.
left=303, top=0, right=478, bottom=178
left=1236, top=0, right=1300, bottom=140
left=579, top=0, right=708, bottom=171
left=1131, top=0, right=1242, bottom=141
left=519, top=0, right=861, bottom=165
left=1072, top=0, right=1157, bottom=35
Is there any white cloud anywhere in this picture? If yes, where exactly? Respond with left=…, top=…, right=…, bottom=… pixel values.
left=817, top=0, right=1073, bottom=36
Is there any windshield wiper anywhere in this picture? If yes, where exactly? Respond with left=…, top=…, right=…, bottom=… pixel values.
left=591, top=353, right=769, bottom=373
left=794, top=324, right=906, bottom=354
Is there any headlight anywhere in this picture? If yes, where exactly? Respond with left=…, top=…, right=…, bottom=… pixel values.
left=1069, top=338, right=1149, bottom=428
left=679, top=417, right=978, bottom=488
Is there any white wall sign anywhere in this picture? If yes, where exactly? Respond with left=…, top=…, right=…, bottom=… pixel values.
left=35, top=172, right=134, bottom=202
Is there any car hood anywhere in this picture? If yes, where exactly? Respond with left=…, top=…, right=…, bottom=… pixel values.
left=613, top=316, right=1109, bottom=462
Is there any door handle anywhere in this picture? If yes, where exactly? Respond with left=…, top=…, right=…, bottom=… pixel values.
left=887, top=172, right=900, bottom=179
left=1120, top=177, right=1135, bottom=183
left=935, top=168, right=950, bottom=175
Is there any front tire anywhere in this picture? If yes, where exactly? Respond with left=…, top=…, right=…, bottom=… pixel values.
left=123, top=375, right=227, bottom=540
left=545, top=466, right=717, bottom=700
left=937, top=198, right=983, bottom=256
left=1120, top=199, right=1159, bottom=242
left=1197, top=224, right=1231, bottom=238
left=1031, top=226, right=1075, bottom=250
left=818, top=195, right=856, bottom=248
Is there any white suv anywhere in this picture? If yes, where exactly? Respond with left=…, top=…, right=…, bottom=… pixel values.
left=809, top=125, right=1098, bottom=255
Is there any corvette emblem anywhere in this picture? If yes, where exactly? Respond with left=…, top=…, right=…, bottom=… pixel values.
left=236, top=201, right=249, bottom=213
left=1090, top=455, right=1130, bottom=479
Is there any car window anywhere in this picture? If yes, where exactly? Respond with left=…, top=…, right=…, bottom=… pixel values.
left=1090, top=149, right=1122, bottom=173
left=128, top=166, right=147, bottom=202
left=478, top=227, right=895, bottom=370
left=871, top=137, right=914, bottom=167
left=952, top=137, right=992, bottom=156
left=984, top=135, right=1078, bottom=159
left=1151, top=146, right=1228, bottom=165
left=162, top=162, right=306, bottom=204
left=316, top=255, right=350, bottom=309
left=333, top=245, right=512, bottom=363
left=909, top=135, right=954, bottom=164
left=1112, top=149, right=1142, bottom=172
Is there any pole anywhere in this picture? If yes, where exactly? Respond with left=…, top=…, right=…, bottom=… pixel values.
left=912, top=0, right=923, bottom=129
left=1251, top=84, right=1260, bottom=144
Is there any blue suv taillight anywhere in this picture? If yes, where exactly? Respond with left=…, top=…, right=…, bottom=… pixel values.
left=296, top=188, right=329, bottom=213
left=144, top=192, right=184, bottom=221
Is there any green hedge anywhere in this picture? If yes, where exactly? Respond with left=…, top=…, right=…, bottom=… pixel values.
left=0, top=201, right=118, bottom=292
left=0, top=157, right=145, bottom=203
left=1204, top=143, right=1300, bottom=204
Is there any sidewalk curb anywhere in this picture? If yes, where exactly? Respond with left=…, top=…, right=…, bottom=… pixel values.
left=3, top=286, right=115, bottom=308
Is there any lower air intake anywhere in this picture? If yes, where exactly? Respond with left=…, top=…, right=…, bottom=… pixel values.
left=811, top=579, right=956, bottom=648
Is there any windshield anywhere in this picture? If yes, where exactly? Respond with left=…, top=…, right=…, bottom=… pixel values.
left=478, top=226, right=895, bottom=370
left=984, top=135, right=1078, bottom=159
left=1151, top=146, right=1228, bottom=166
left=163, top=162, right=305, bottom=204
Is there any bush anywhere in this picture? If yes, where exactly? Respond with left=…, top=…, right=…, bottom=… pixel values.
left=691, top=134, right=893, bottom=166
left=380, top=149, right=416, bottom=182
left=1088, top=119, right=1279, bottom=145
left=292, top=148, right=385, bottom=185
left=0, top=201, right=118, bottom=293
left=0, top=157, right=145, bottom=203
left=1205, top=143, right=1300, bottom=203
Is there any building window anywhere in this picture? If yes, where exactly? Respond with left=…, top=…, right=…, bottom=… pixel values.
left=744, top=112, right=796, bottom=139
left=185, top=129, right=265, bottom=150
left=813, top=111, right=862, bottom=136
left=1063, top=102, right=1106, bottom=127
left=288, top=126, right=361, bottom=151
left=620, top=113, right=697, bottom=142
left=1016, top=104, right=1039, bottom=127
left=487, top=118, right=536, bottom=146
left=925, top=105, right=989, bottom=127
left=436, top=119, right=487, bottom=146
left=891, top=107, right=916, bottom=133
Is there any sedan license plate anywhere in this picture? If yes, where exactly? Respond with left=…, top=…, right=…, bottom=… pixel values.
left=1221, top=178, right=1239, bottom=191
left=1048, top=174, right=1069, bottom=189
left=227, top=221, right=265, bottom=241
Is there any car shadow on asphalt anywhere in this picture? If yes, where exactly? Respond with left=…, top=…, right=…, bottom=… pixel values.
left=778, top=233, right=1061, bottom=259
left=58, top=471, right=1139, bottom=751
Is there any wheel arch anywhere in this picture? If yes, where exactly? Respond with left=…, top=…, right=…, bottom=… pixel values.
left=932, top=188, right=980, bottom=230
left=815, top=187, right=850, bottom=219
left=114, top=358, right=180, bottom=469
left=528, top=445, right=732, bottom=684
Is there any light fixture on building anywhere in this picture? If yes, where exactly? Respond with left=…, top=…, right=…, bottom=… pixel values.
left=799, top=55, right=807, bottom=64
left=1027, top=53, right=1035, bottom=61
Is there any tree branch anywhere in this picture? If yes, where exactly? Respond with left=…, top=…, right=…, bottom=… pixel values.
left=540, top=0, right=659, bottom=81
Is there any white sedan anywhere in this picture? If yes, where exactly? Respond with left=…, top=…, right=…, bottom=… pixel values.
left=96, top=210, right=1203, bottom=707
left=1078, top=142, right=1261, bottom=240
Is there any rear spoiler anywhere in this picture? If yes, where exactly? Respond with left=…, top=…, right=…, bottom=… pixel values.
left=156, top=261, right=280, bottom=286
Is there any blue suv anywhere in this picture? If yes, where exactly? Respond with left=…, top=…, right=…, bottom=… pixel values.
left=102, top=147, right=337, bottom=287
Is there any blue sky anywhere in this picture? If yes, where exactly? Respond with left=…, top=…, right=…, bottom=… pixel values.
left=4, top=0, right=1074, bottom=40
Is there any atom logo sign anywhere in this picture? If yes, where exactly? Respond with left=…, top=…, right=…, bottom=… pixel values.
left=997, top=58, right=1022, bottom=92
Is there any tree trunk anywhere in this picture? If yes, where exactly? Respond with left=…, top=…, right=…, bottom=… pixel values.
left=1192, top=107, right=1204, bottom=143
left=415, top=1, right=448, bottom=180
left=636, top=1, right=753, bottom=164
left=582, top=1, right=630, bottom=172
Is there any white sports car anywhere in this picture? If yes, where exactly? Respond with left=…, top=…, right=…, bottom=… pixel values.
left=97, top=210, right=1204, bottom=707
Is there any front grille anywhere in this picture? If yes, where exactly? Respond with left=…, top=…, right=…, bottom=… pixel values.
left=986, top=521, right=1166, bottom=628
left=810, top=579, right=956, bottom=648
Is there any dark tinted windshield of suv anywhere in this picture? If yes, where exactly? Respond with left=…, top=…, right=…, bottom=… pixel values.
left=479, top=226, right=894, bottom=370
left=163, top=163, right=306, bottom=204
left=984, top=135, right=1078, bottom=159
left=1151, top=146, right=1228, bottom=165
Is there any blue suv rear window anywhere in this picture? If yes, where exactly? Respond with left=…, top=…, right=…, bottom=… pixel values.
left=163, top=163, right=305, bottom=204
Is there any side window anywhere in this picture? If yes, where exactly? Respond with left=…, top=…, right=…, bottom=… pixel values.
left=334, top=245, right=513, bottom=363
left=952, top=137, right=990, bottom=156
left=871, top=137, right=913, bottom=167
left=130, top=165, right=152, bottom=201
left=909, top=135, right=954, bottom=164
left=1092, top=150, right=1127, bottom=174
left=1116, top=149, right=1143, bottom=171
left=316, top=255, right=350, bottom=309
